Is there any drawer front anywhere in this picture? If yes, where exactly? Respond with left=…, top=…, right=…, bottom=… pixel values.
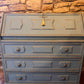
left=2, top=14, right=84, bottom=36
left=5, top=59, right=80, bottom=70
left=6, top=72, right=79, bottom=82
left=3, top=43, right=82, bottom=56
left=32, top=46, right=53, bottom=53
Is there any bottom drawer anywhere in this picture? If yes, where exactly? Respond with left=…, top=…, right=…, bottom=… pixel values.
left=6, top=72, right=79, bottom=83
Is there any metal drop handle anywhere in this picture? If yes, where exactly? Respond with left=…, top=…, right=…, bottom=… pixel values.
left=42, top=18, right=46, bottom=26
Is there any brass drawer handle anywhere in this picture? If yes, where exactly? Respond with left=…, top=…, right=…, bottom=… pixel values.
left=16, top=48, right=20, bottom=52
left=18, top=64, right=22, bottom=67
left=18, top=77, right=23, bottom=80
left=65, top=48, right=69, bottom=52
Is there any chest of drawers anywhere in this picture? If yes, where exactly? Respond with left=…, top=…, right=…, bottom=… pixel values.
left=1, top=13, right=84, bottom=84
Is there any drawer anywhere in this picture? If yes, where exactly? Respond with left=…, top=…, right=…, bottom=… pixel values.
left=6, top=72, right=79, bottom=82
left=3, top=43, right=82, bottom=56
left=5, top=59, right=80, bottom=72
left=2, top=14, right=84, bottom=36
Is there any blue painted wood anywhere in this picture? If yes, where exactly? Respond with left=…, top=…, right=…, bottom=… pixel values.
left=3, top=44, right=82, bottom=55
left=4, top=82, right=80, bottom=84
left=1, top=13, right=84, bottom=84
left=2, top=36, right=84, bottom=40
left=1, top=13, right=84, bottom=36
left=7, top=72, right=79, bottom=82
left=5, top=59, right=80, bottom=70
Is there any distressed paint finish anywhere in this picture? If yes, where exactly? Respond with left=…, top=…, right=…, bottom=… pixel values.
left=1, top=13, right=84, bottom=84
left=1, top=13, right=84, bottom=36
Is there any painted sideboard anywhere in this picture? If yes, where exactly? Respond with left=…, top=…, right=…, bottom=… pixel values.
left=1, top=13, right=84, bottom=84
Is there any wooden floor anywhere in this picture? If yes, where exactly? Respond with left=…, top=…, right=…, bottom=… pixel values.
left=80, top=71, right=84, bottom=84
left=0, top=71, right=4, bottom=84
left=0, top=70, right=84, bottom=84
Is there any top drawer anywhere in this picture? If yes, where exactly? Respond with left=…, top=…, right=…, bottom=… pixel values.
left=2, top=42, right=82, bottom=57
left=1, top=13, right=84, bottom=36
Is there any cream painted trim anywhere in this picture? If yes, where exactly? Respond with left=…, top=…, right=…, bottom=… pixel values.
left=1, top=40, right=84, bottom=43
left=1, top=34, right=84, bottom=37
